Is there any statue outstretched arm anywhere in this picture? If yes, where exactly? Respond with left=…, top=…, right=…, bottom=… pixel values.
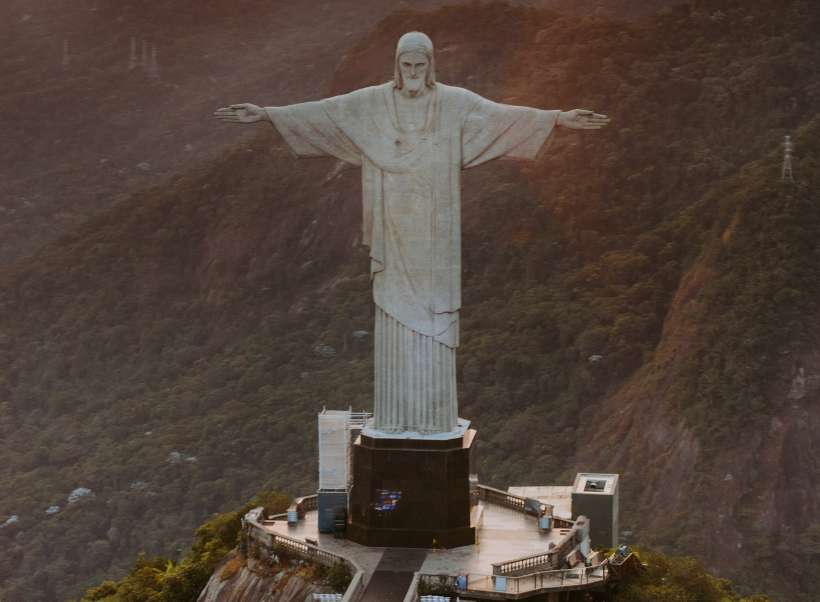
left=461, top=94, right=611, bottom=168
left=214, top=98, right=360, bottom=164
left=213, top=103, right=270, bottom=124
left=556, top=109, right=610, bottom=129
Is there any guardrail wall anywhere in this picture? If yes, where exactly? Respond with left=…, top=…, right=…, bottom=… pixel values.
left=243, top=507, right=365, bottom=602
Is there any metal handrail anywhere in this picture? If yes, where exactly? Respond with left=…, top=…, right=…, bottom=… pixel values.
left=491, top=524, right=578, bottom=576
left=418, top=561, right=609, bottom=595
left=503, top=559, right=608, bottom=583
left=476, top=484, right=553, bottom=517
left=299, top=495, right=318, bottom=512
left=552, top=516, right=575, bottom=529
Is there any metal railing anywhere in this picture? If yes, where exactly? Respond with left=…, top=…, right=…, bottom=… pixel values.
left=476, top=484, right=552, bottom=517
left=348, top=411, right=372, bottom=428
left=491, top=523, right=578, bottom=576
left=287, top=494, right=318, bottom=518
left=280, top=494, right=319, bottom=523
left=243, top=507, right=366, bottom=602
left=492, top=551, right=555, bottom=577
left=419, top=561, right=609, bottom=596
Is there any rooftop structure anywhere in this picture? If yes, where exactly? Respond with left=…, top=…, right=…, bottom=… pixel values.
left=317, top=409, right=371, bottom=534
left=572, top=473, right=619, bottom=549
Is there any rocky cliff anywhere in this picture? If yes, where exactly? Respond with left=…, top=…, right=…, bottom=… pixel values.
left=197, top=551, right=326, bottom=602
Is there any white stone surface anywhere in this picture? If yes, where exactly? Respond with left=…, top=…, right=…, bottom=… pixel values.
left=361, top=417, right=469, bottom=441
left=1, top=515, right=19, bottom=528
left=68, top=487, right=93, bottom=504
left=318, top=410, right=350, bottom=490
left=373, top=307, right=457, bottom=433
left=167, top=450, right=196, bottom=464
left=572, top=473, right=619, bottom=495
left=215, top=32, right=609, bottom=434
left=420, top=502, right=565, bottom=576
left=263, top=500, right=569, bottom=580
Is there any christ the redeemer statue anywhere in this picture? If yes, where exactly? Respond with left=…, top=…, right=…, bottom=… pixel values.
left=215, top=32, right=609, bottom=436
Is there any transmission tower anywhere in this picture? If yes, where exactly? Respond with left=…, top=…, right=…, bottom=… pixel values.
left=782, top=135, right=794, bottom=183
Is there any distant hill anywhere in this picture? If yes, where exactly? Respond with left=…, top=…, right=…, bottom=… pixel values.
left=1, top=0, right=818, bottom=600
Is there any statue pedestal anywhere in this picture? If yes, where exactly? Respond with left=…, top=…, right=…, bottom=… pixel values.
left=347, top=425, right=477, bottom=548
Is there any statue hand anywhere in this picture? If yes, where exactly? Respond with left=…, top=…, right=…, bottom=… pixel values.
left=213, top=103, right=268, bottom=124
left=558, top=109, right=610, bottom=130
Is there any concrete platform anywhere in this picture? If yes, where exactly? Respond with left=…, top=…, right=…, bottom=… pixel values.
left=263, top=499, right=569, bottom=584
left=507, top=486, right=574, bottom=520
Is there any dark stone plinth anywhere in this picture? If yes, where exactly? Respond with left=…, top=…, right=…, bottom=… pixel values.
left=347, top=428, right=477, bottom=549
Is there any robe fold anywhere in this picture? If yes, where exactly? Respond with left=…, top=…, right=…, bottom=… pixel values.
left=266, top=82, right=558, bottom=433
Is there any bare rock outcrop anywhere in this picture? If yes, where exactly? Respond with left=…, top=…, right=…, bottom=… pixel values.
left=198, top=551, right=328, bottom=602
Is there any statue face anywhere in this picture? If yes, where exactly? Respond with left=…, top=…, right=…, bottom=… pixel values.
left=398, top=51, right=429, bottom=96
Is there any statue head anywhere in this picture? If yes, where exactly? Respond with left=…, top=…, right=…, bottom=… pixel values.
left=393, top=31, right=436, bottom=96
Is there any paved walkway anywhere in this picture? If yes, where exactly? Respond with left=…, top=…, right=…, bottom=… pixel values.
left=262, top=499, right=572, bottom=599
left=361, top=548, right=428, bottom=602
left=420, top=503, right=565, bottom=576
left=264, top=501, right=561, bottom=579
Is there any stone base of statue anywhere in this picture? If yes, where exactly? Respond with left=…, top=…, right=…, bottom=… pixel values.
left=347, top=419, right=477, bottom=549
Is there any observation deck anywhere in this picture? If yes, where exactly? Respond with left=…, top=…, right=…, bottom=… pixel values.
left=242, top=483, right=617, bottom=601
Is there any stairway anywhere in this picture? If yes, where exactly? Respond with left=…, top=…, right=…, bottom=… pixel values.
left=361, top=548, right=428, bottom=602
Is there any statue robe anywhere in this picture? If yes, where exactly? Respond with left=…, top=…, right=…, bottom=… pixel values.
left=266, top=82, right=559, bottom=433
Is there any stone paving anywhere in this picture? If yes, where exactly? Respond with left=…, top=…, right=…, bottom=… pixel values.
left=420, top=502, right=569, bottom=577
left=263, top=499, right=569, bottom=583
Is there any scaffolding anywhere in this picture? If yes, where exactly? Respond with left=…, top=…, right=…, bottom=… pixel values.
left=318, top=410, right=351, bottom=491
left=317, top=408, right=372, bottom=533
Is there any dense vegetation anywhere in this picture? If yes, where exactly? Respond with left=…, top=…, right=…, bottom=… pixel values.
left=1, top=1, right=818, bottom=600
left=616, top=548, right=770, bottom=602
left=77, top=491, right=319, bottom=602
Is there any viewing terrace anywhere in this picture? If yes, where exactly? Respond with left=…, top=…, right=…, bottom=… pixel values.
left=241, top=484, right=616, bottom=601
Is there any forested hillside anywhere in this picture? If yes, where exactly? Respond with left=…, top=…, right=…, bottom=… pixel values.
left=1, top=1, right=818, bottom=600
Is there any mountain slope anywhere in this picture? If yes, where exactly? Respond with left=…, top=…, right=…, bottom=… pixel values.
left=578, top=117, right=820, bottom=598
